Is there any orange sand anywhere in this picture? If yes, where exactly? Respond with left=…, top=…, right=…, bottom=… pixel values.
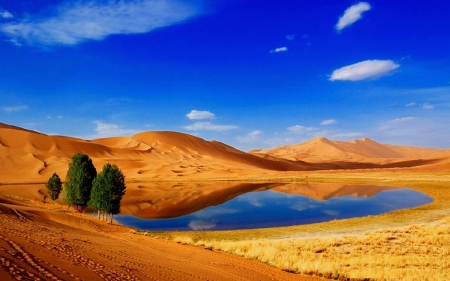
left=0, top=196, right=321, bottom=281
left=1, top=122, right=449, bottom=184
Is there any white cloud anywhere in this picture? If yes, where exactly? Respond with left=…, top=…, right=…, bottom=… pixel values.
left=286, top=34, right=295, bottom=40
left=423, top=103, right=434, bottom=110
left=92, top=121, right=139, bottom=138
left=389, top=117, right=417, bottom=124
left=6, top=38, right=22, bottom=47
left=183, top=122, right=237, bottom=132
left=237, top=130, right=263, bottom=143
left=375, top=117, right=450, bottom=148
left=270, top=47, right=288, bottom=53
left=320, top=119, right=337, bottom=125
left=2, top=105, right=27, bottom=113
left=1, top=10, right=13, bottom=19
left=287, top=125, right=317, bottom=134
left=186, top=110, right=215, bottom=120
left=329, top=60, right=399, bottom=81
left=0, top=0, right=202, bottom=46
left=378, top=117, right=419, bottom=131
left=336, top=2, right=371, bottom=31
left=406, top=102, right=416, bottom=107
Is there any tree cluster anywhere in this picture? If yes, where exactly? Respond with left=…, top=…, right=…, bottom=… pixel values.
left=47, top=153, right=126, bottom=224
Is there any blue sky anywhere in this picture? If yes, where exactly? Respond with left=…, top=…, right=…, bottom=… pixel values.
left=0, top=0, right=449, bottom=151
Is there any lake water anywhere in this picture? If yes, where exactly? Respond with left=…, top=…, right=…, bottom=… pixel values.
left=115, top=183, right=433, bottom=231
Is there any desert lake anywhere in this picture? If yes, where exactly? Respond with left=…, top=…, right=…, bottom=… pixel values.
left=115, top=183, right=433, bottom=231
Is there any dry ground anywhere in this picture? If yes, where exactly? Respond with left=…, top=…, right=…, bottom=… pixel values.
left=0, top=196, right=321, bottom=281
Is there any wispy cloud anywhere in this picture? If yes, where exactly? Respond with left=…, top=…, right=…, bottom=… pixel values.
left=0, top=0, right=203, bottom=46
left=406, top=102, right=416, bottom=107
left=423, top=103, right=434, bottom=110
left=186, top=110, right=215, bottom=120
left=378, top=116, right=418, bottom=131
left=329, top=60, right=399, bottom=81
left=376, top=117, right=449, bottom=148
left=320, top=119, right=337, bottom=125
left=287, top=125, right=317, bottom=134
left=270, top=47, right=288, bottom=53
left=389, top=117, right=417, bottom=124
left=2, top=105, right=28, bottom=113
left=183, top=122, right=237, bottom=132
left=237, top=130, right=263, bottom=143
left=336, top=2, right=371, bottom=31
left=286, top=34, right=295, bottom=40
left=91, top=121, right=139, bottom=138
left=1, top=10, right=13, bottom=19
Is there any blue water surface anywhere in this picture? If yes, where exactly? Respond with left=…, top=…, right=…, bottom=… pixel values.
left=115, top=187, right=432, bottom=231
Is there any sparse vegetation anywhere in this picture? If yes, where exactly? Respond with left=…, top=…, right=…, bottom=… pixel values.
left=46, top=172, right=62, bottom=204
left=166, top=219, right=450, bottom=280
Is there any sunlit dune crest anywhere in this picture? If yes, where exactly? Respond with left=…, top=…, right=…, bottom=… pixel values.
left=1, top=122, right=450, bottom=183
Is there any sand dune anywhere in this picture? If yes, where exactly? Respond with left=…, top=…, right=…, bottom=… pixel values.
left=0, top=123, right=302, bottom=183
left=1, top=122, right=449, bottom=183
left=251, top=136, right=450, bottom=165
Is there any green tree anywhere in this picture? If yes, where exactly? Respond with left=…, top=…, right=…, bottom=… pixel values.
left=46, top=173, right=62, bottom=204
left=64, top=153, right=97, bottom=212
left=89, top=163, right=126, bottom=224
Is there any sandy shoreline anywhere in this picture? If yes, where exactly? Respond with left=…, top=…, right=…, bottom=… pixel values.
left=0, top=193, right=322, bottom=281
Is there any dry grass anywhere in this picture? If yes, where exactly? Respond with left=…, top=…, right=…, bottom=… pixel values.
left=169, top=220, right=450, bottom=280
left=143, top=170, right=450, bottom=280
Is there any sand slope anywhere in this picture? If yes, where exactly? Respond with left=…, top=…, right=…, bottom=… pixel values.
left=0, top=197, right=320, bottom=281
left=250, top=137, right=450, bottom=169
left=0, top=122, right=302, bottom=183
left=1, top=122, right=449, bottom=183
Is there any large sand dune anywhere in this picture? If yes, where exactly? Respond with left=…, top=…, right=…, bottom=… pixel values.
left=250, top=136, right=450, bottom=170
left=0, top=122, right=302, bottom=183
left=1, top=122, right=449, bottom=183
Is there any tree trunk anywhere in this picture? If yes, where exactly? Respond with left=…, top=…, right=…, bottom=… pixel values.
left=97, top=210, right=100, bottom=219
left=109, top=213, right=112, bottom=225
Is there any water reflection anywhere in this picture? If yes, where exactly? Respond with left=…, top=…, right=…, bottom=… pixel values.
left=116, top=183, right=433, bottom=231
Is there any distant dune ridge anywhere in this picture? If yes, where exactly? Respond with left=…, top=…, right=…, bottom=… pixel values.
left=1, top=122, right=449, bottom=183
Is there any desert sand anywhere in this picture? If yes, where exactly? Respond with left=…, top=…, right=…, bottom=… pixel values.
left=2, top=121, right=450, bottom=184
left=0, top=196, right=321, bottom=281
left=1, top=122, right=450, bottom=280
